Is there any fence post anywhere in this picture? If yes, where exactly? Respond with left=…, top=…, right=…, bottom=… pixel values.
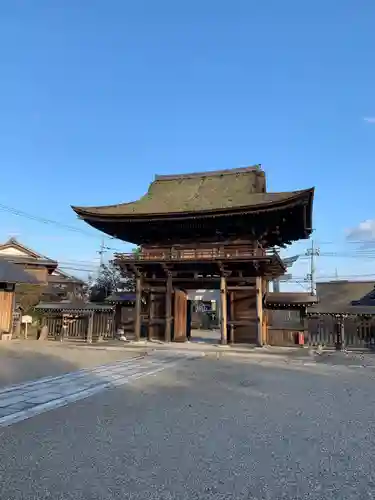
left=60, top=314, right=69, bottom=342
left=335, top=316, right=345, bottom=351
left=87, top=312, right=94, bottom=344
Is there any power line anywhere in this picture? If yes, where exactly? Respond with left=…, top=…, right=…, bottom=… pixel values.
left=3, top=200, right=375, bottom=256
left=0, top=202, right=125, bottom=252
left=59, top=266, right=98, bottom=273
left=3, top=201, right=375, bottom=281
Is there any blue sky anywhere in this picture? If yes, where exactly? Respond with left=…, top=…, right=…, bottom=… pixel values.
left=0, top=0, right=374, bottom=286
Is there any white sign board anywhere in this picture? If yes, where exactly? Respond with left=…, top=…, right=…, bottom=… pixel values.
left=21, top=315, right=32, bottom=324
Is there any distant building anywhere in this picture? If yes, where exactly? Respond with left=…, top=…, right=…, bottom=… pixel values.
left=312, top=280, right=375, bottom=315
left=0, top=237, right=57, bottom=283
left=0, top=238, right=85, bottom=302
left=0, top=257, right=39, bottom=338
left=45, top=268, right=86, bottom=301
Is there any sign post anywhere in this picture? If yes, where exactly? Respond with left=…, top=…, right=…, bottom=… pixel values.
left=21, top=315, right=32, bottom=339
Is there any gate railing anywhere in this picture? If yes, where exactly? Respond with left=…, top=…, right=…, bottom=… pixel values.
left=116, top=246, right=277, bottom=262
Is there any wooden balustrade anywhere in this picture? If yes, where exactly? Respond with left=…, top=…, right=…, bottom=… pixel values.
left=115, top=246, right=276, bottom=262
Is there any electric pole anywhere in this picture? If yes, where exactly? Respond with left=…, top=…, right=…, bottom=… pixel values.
left=306, top=240, right=320, bottom=295
left=97, top=238, right=111, bottom=277
left=96, top=238, right=114, bottom=298
left=97, top=238, right=105, bottom=279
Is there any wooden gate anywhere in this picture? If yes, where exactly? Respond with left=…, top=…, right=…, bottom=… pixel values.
left=174, top=289, right=187, bottom=342
left=230, top=289, right=257, bottom=343
left=148, top=291, right=166, bottom=340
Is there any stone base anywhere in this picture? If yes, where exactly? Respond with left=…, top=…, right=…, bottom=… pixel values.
left=0, top=333, right=13, bottom=341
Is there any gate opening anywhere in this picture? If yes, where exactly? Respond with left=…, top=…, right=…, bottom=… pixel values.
left=174, top=289, right=221, bottom=344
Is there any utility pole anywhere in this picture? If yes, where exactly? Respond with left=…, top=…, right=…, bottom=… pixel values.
left=96, top=238, right=114, bottom=297
left=97, top=238, right=112, bottom=277
left=99, top=238, right=105, bottom=265
left=306, top=240, right=320, bottom=295
left=97, top=238, right=106, bottom=279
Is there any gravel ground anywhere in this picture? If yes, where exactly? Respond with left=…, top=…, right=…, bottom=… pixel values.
left=1, top=355, right=375, bottom=499
left=0, top=342, right=142, bottom=388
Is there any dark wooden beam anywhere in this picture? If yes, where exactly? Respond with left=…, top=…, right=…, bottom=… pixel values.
left=142, top=286, right=167, bottom=292
left=255, top=276, right=263, bottom=346
left=165, top=272, right=172, bottom=342
left=220, top=275, right=228, bottom=345
left=227, top=286, right=256, bottom=291
left=229, top=291, right=234, bottom=344
left=134, top=275, right=142, bottom=341
left=148, top=292, right=155, bottom=340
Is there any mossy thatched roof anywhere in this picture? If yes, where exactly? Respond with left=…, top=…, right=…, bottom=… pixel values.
left=72, top=166, right=313, bottom=219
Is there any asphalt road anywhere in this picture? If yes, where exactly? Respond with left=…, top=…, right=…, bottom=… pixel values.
left=1, top=354, right=375, bottom=499
left=0, top=342, right=141, bottom=387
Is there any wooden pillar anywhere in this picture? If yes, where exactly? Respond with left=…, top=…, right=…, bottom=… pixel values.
left=220, top=275, right=227, bottom=345
left=87, top=312, right=94, bottom=344
left=134, top=275, right=142, bottom=341
left=301, top=307, right=308, bottom=344
left=165, top=272, right=172, bottom=342
left=10, top=289, right=16, bottom=336
left=61, top=314, right=69, bottom=342
left=229, top=291, right=234, bottom=344
left=148, top=292, right=154, bottom=341
left=262, top=278, right=268, bottom=344
left=255, top=276, right=263, bottom=346
left=262, top=309, right=268, bottom=345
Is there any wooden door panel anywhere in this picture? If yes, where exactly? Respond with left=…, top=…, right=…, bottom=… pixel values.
left=174, top=289, right=187, bottom=342
left=0, top=291, right=13, bottom=333
left=231, top=289, right=257, bottom=343
left=149, top=292, right=166, bottom=340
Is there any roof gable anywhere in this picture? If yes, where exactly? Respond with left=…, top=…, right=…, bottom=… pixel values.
left=0, top=246, right=31, bottom=258
left=0, top=238, right=50, bottom=260
left=0, top=238, right=58, bottom=274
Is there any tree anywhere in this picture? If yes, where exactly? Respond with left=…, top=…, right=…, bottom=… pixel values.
left=89, top=254, right=138, bottom=302
left=89, top=261, right=120, bottom=302
left=16, top=284, right=47, bottom=313
left=132, top=246, right=141, bottom=258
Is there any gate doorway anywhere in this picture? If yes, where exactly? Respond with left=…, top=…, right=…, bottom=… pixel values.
left=173, top=289, right=221, bottom=344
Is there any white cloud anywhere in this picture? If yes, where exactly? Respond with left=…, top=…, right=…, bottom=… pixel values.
left=364, top=117, right=375, bottom=124
left=346, top=219, right=375, bottom=241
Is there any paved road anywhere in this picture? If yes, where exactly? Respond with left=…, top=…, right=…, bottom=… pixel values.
left=0, top=342, right=142, bottom=387
left=1, top=353, right=375, bottom=499
left=0, top=353, right=186, bottom=427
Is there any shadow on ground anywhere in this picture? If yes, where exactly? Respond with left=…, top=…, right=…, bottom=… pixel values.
left=0, top=341, right=142, bottom=388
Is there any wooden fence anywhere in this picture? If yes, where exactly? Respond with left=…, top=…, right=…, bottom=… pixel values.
left=267, top=310, right=303, bottom=346
left=43, top=311, right=115, bottom=342
left=268, top=309, right=375, bottom=348
left=308, top=316, right=375, bottom=349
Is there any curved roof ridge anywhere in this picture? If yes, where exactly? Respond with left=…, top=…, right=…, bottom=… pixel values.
left=72, top=187, right=314, bottom=219
left=154, top=165, right=262, bottom=181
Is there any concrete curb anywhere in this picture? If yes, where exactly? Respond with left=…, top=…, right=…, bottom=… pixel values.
left=12, top=340, right=306, bottom=363
left=7, top=340, right=375, bottom=367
